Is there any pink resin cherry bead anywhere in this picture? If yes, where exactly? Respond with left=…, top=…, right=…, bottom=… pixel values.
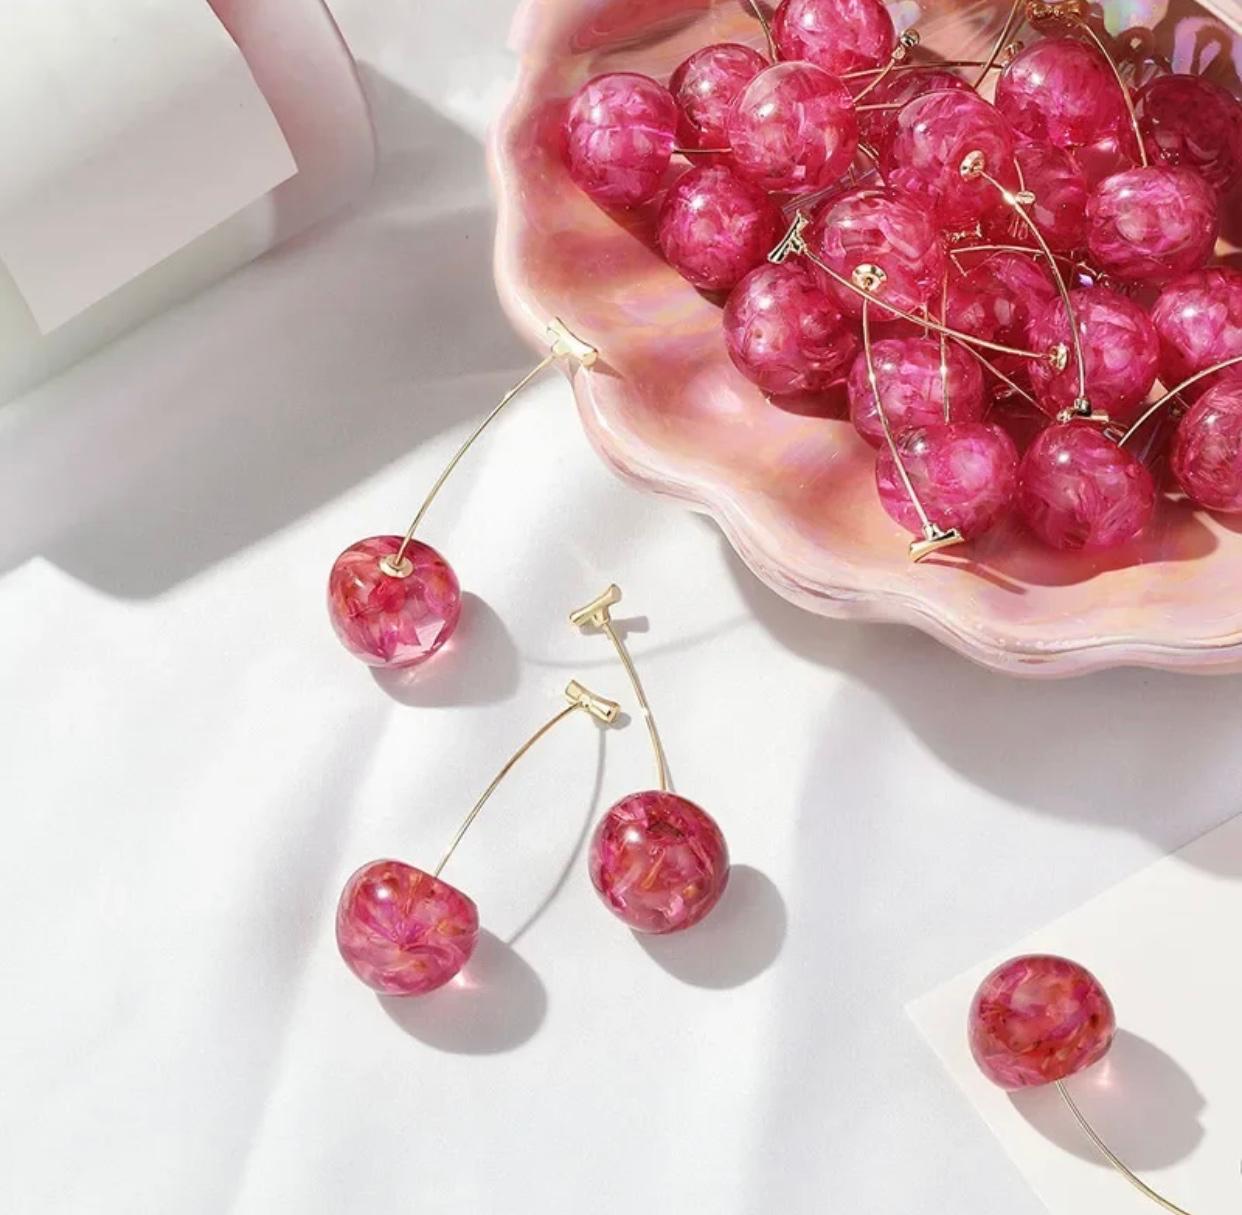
left=969, top=955, right=1116, bottom=1090
left=336, top=859, right=480, bottom=996
left=724, top=261, right=859, bottom=394
left=669, top=43, right=767, bottom=152
left=984, top=143, right=1089, bottom=253
left=847, top=336, right=985, bottom=447
left=1172, top=379, right=1242, bottom=512
left=1150, top=266, right=1242, bottom=388
left=947, top=251, right=1058, bottom=346
left=565, top=72, right=677, bottom=208
left=1017, top=423, right=1155, bottom=550
left=589, top=791, right=729, bottom=934
left=995, top=37, right=1128, bottom=149
left=772, top=0, right=895, bottom=75
left=882, top=90, right=1019, bottom=231
left=858, top=69, right=970, bottom=159
left=657, top=164, right=784, bottom=292
left=328, top=536, right=462, bottom=669
left=804, top=187, right=946, bottom=319
left=1087, top=166, right=1219, bottom=282
left=875, top=422, right=1018, bottom=538
left=1138, top=73, right=1242, bottom=195
left=1027, top=286, right=1160, bottom=423
left=726, top=62, right=859, bottom=195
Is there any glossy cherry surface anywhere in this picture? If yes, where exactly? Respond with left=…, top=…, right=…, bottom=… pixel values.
left=1172, top=380, right=1242, bottom=512
left=985, top=142, right=1089, bottom=254
left=670, top=43, right=767, bottom=151
left=1150, top=266, right=1242, bottom=389
left=772, top=0, right=895, bottom=76
left=1138, top=72, right=1242, bottom=194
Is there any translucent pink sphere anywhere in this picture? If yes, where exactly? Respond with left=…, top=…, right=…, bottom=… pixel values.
left=328, top=536, right=462, bottom=669
left=1171, top=380, right=1242, bottom=512
left=1027, top=286, right=1160, bottom=422
left=726, top=62, right=859, bottom=194
left=669, top=43, right=767, bottom=151
left=857, top=68, right=970, bottom=158
left=995, top=37, right=1128, bottom=149
left=724, top=262, right=860, bottom=394
left=336, top=860, right=480, bottom=996
left=875, top=422, right=1018, bottom=538
left=565, top=73, right=677, bottom=208
left=969, top=955, right=1116, bottom=1090
left=847, top=336, right=985, bottom=447
left=804, top=187, right=946, bottom=319
left=1072, top=128, right=1141, bottom=190
left=589, top=791, right=729, bottom=934
left=1151, top=267, right=1242, bottom=389
left=772, top=0, right=895, bottom=75
left=1017, top=423, right=1155, bottom=550
left=984, top=143, right=1089, bottom=253
left=1087, top=166, right=1219, bottom=282
left=1138, top=73, right=1242, bottom=195
left=947, top=251, right=1058, bottom=346
left=657, top=164, right=784, bottom=292
left=882, top=90, right=1019, bottom=230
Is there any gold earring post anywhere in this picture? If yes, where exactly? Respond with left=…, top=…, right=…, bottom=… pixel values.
left=431, top=680, right=619, bottom=879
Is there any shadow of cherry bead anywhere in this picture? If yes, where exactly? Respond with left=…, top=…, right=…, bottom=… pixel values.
left=1172, top=379, right=1242, bottom=512
left=984, top=143, right=1089, bottom=254
left=336, top=860, right=480, bottom=996
left=1138, top=73, right=1242, bottom=195
left=1150, top=266, right=1242, bottom=388
left=969, top=954, right=1116, bottom=1090
left=565, top=72, right=677, bottom=208
left=772, top=0, right=895, bottom=75
left=589, top=791, right=729, bottom=934
left=1017, top=423, right=1154, bottom=551
left=670, top=43, right=766, bottom=152
left=328, top=536, right=462, bottom=668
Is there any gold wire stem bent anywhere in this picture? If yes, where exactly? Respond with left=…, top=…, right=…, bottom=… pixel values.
left=841, top=59, right=1006, bottom=80
left=1069, top=20, right=1149, bottom=168
left=746, top=0, right=778, bottom=62
left=973, top=0, right=1025, bottom=89
left=852, top=29, right=921, bottom=103
left=432, top=681, right=619, bottom=879
left=1118, top=354, right=1242, bottom=447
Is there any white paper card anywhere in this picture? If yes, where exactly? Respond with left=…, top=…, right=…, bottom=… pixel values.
left=0, top=0, right=297, bottom=332
left=909, top=817, right=1242, bottom=1214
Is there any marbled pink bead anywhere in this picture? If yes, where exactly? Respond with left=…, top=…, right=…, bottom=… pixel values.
left=1072, top=128, right=1141, bottom=190
left=1087, top=166, right=1219, bottom=282
left=727, top=62, right=859, bottom=194
left=328, top=536, right=462, bottom=668
left=947, top=251, right=1058, bottom=346
left=565, top=72, right=677, bottom=208
left=969, top=955, right=1116, bottom=1090
left=1150, top=266, right=1242, bottom=388
left=589, top=791, right=729, bottom=934
left=669, top=43, right=767, bottom=151
left=1172, top=379, right=1242, bottom=512
left=1138, top=73, right=1242, bottom=195
left=1017, top=423, right=1155, bottom=550
left=857, top=68, right=970, bottom=159
left=336, top=860, right=479, bottom=996
left=984, top=143, right=1089, bottom=253
left=804, top=187, right=946, bottom=319
left=772, top=0, right=895, bottom=76
left=882, top=90, right=1019, bottom=230
left=657, top=164, right=784, bottom=292
left=847, top=336, right=985, bottom=447
left=875, top=422, right=1018, bottom=538
left=1027, top=286, right=1160, bottom=422
left=724, top=262, right=859, bottom=394
left=995, top=37, right=1128, bottom=149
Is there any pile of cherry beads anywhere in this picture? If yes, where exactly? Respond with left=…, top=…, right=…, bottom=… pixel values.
left=563, top=0, right=1242, bottom=556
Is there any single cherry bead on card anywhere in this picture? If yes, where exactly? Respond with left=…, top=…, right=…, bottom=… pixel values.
left=565, top=72, right=677, bottom=208
left=882, top=90, right=1019, bottom=231
left=1028, top=286, right=1160, bottom=423
left=984, top=143, right=1089, bottom=253
left=328, top=536, right=462, bottom=669
left=875, top=422, right=1018, bottom=538
left=857, top=68, right=970, bottom=159
left=336, top=860, right=480, bottom=996
left=657, top=164, right=784, bottom=292
left=726, top=62, right=859, bottom=195
left=1138, top=73, right=1242, bottom=195
left=589, top=791, right=729, bottom=934
left=1150, top=266, right=1242, bottom=388
left=669, top=43, right=767, bottom=152
left=724, top=262, right=860, bottom=394
left=772, top=0, right=895, bottom=76
left=995, top=37, right=1128, bottom=149
left=969, top=955, right=1116, bottom=1090
left=1087, top=166, right=1219, bottom=282
left=847, top=336, right=985, bottom=447
left=1172, top=379, right=1242, bottom=512
left=1017, top=423, right=1155, bottom=551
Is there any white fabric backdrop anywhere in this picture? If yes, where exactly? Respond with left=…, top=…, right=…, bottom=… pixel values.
left=3, top=2, right=1241, bottom=1212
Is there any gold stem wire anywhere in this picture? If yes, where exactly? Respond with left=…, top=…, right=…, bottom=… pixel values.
left=1071, top=20, right=1149, bottom=168
left=746, top=0, right=778, bottom=62
left=853, top=30, right=920, bottom=103
left=938, top=274, right=952, bottom=422
left=1056, top=1081, right=1193, bottom=1215
left=1119, top=354, right=1242, bottom=446
left=954, top=338, right=1040, bottom=407
left=973, top=0, right=1025, bottom=89
left=602, top=619, right=670, bottom=793
left=841, top=59, right=1005, bottom=80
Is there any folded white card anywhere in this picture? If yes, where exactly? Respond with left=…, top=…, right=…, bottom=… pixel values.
left=0, top=0, right=297, bottom=332
left=909, top=816, right=1242, bottom=1213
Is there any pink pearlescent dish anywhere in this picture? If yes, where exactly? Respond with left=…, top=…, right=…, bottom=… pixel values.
left=492, top=0, right=1242, bottom=676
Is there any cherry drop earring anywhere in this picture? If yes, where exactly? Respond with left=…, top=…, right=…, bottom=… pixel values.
left=569, top=585, right=731, bottom=934
left=326, top=318, right=597, bottom=670
left=336, top=679, right=620, bottom=996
